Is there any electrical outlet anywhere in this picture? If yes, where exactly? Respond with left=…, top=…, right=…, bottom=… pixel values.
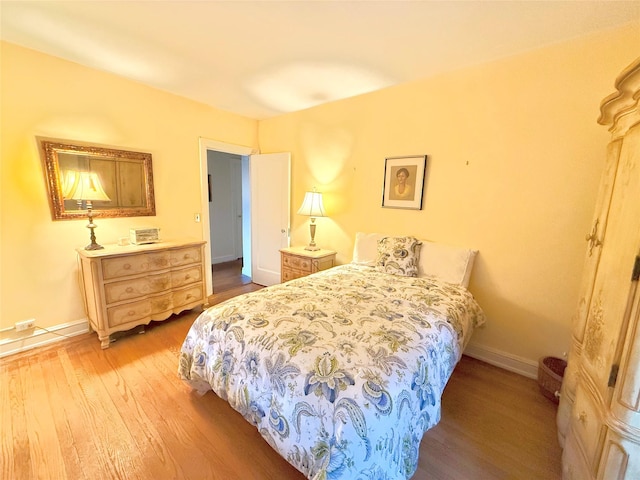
left=15, top=319, right=35, bottom=332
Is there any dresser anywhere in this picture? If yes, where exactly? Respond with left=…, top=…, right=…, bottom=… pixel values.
left=77, top=240, right=207, bottom=348
left=280, top=246, right=336, bottom=282
left=557, top=57, right=640, bottom=479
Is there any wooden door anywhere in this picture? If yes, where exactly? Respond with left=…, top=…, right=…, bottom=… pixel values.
left=250, top=153, right=291, bottom=286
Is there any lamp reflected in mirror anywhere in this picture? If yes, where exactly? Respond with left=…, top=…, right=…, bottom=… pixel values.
left=38, top=138, right=155, bottom=220
left=297, top=189, right=326, bottom=251
left=63, top=170, right=111, bottom=250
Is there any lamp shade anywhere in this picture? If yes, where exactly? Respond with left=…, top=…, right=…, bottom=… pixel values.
left=297, top=191, right=326, bottom=218
left=63, top=171, right=111, bottom=202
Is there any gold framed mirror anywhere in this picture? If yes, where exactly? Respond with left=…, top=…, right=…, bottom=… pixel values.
left=39, top=138, right=156, bottom=220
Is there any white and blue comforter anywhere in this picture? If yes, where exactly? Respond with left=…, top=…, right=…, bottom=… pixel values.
left=178, top=264, right=485, bottom=479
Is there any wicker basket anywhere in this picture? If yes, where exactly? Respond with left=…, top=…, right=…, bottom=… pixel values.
left=538, top=356, right=567, bottom=404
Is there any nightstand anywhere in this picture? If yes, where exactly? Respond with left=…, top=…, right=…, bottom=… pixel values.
left=280, top=246, right=337, bottom=282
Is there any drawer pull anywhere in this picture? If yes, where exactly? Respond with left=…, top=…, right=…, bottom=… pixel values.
left=185, top=274, right=191, bottom=280
left=124, top=264, right=131, bottom=270
left=125, top=287, right=134, bottom=293
left=128, top=310, right=136, bottom=316
left=186, top=294, right=193, bottom=300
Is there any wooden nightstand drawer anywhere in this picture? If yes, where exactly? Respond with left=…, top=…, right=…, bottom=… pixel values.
left=280, top=247, right=336, bottom=283
left=282, top=254, right=312, bottom=273
left=282, top=268, right=305, bottom=282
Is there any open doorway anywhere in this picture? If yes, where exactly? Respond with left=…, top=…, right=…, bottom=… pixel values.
left=207, top=150, right=252, bottom=293
left=199, top=138, right=254, bottom=296
left=199, top=138, right=291, bottom=295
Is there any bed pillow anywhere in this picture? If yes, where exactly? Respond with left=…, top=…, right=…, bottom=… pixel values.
left=375, top=236, right=422, bottom=277
left=418, top=240, right=477, bottom=287
left=352, top=232, right=387, bottom=266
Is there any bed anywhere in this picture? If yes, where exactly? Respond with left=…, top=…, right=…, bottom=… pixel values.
left=178, top=234, right=485, bottom=479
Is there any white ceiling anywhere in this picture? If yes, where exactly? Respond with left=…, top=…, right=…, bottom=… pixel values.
left=2, top=1, right=639, bottom=119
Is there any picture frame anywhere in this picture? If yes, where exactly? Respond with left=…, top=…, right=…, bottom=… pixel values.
left=381, top=154, right=427, bottom=210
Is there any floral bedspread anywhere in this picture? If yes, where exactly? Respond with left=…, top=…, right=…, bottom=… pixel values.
left=178, top=264, right=485, bottom=480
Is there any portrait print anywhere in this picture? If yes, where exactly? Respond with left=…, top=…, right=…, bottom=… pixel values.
left=381, top=155, right=427, bottom=210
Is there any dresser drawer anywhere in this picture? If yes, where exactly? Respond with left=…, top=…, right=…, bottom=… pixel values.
left=107, top=292, right=177, bottom=327
left=104, top=272, right=171, bottom=304
left=173, top=284, right=204, bottom=308
left=171, top=246, right=202, bottom=267
left=282, top=254, right=312, bottom=273
left=102, top=251, right=170, bottom=280
left=171, top=265, right=202, bottom=288
left=107, top=298, right=154, bottom=327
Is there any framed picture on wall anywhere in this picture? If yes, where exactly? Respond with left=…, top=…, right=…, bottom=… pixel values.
left=381, top=154, right=427, bottom=210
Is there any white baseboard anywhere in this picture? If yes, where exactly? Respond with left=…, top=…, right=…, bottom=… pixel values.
left=0, top=319, right=90, bottom=358
left=463, top=343, right=538, bottom=379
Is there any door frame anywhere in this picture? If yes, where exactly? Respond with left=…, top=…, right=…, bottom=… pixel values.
left=199, top=137, right=256, bottom=295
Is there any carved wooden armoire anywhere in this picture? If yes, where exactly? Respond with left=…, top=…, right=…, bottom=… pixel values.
left=557, top=56, right=640, bottom=479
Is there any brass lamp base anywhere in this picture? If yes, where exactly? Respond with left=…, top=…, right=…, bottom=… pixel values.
left=84, top=207, right=104, bottom=250
left=305, top=218, right=320, bottom=251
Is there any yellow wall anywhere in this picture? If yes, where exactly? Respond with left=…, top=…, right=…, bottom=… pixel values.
left=258, top=23, right=640, bottom=366
left=0, top=42, right=257, bottom=332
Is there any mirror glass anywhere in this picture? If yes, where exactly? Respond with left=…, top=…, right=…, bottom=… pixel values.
left=39, top=138, right=156, bottom=220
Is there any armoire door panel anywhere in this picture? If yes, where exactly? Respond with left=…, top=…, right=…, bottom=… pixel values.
left=598, top=429, right=640, bottom=480
left=573, top=138, right=623, bottom=343
left=613, top=270, right=640, bottom=429
left=581, top=126, right=640, bottom=403
left=560, top=137, right=625, bottom=447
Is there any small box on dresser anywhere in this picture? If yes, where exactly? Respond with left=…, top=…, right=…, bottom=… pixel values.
left=280, top=246, right=337, bottom=283
left=77, top=239, right=207, bottom=348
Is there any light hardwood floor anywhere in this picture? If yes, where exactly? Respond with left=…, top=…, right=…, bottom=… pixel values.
left=2, top=280, right=562, bottom=480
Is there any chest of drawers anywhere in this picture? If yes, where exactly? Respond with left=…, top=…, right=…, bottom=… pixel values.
left=280, top=246, right=336, bottom=282
left=77, top=240, right=206, bottom=348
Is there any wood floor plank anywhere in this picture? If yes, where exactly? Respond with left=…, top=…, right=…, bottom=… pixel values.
left=8, top=358, right=35, bottom=480
left=46, top=349, right=100, bottom=480
left=1, top=360, right=18, bottom=479
left=13, top=352, right=67, bottom=479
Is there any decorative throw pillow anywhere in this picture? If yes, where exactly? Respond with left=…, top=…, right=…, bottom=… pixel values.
left=375, top=236, right=422, bottom=277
